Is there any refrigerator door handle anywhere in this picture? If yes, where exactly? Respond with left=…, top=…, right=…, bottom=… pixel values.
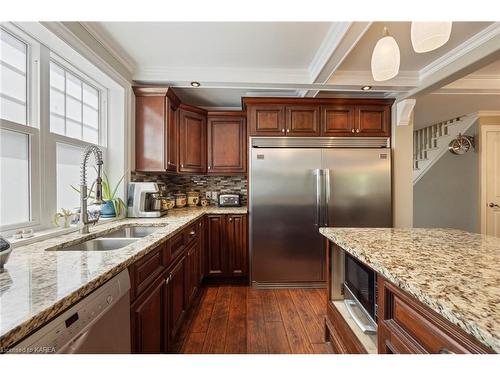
left=323, top=169, right=330, bottom=226
left=314, top=169, right=322, bottom=227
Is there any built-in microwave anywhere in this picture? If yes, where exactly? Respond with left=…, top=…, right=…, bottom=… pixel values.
left=343, top=253, right=377, bottom=335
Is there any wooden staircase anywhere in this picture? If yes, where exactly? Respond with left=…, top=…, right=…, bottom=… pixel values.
left=413, top=113, right=479, bottom=184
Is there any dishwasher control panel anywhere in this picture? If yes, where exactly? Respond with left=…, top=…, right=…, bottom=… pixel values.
left=10, top=269, right=130, bottom=354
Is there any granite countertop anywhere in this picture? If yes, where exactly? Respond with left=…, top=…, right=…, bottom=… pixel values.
left=0, top=206, right=247, bottom=350
left=319, top=227, right=500, bottom=353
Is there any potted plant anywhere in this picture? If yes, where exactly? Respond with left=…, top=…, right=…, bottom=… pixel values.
left=72, top=170, right=126, bottom=218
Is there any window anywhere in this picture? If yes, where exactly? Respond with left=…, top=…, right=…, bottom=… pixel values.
left=50, top=61, right=100, bottom=144
left=0, top=128, right=30, bottom=226
left=0, top=28, right=28, bottom=125
left=56, top=143, right=97, bottom=212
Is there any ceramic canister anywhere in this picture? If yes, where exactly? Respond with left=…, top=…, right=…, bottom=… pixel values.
left=174, top=192, right=187, bottom=208
left=187, top=191, right=200, bottom=206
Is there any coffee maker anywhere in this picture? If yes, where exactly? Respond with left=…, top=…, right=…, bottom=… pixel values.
left=127, top=182, right=167, bottom=218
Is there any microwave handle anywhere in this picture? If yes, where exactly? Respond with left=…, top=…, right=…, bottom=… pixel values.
left=344, top=300, right=377, bottom=335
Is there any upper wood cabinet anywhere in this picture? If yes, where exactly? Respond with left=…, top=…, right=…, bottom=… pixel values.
left=321, top=105, right=355, bottom=136
left=178, top=104, right=207, bottom=174
left=207, top=112, right=246, bottom=174
left=285, top=105, right=320, bottom=136
left=243, top=98, right=394, bottom=138
left=355, top=105, right=390, bottom=137
left=133, top=87, right=180, bottom=172
left=248, top=104, right=285, bottom=136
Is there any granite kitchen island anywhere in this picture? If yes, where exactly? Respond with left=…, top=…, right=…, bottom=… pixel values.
left=319, top=227, right=500, bottom=354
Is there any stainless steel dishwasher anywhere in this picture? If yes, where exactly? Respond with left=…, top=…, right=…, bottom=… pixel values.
left=13, top=269, right=131, bottom=354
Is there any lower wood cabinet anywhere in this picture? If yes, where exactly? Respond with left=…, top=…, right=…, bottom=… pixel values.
left=205, top=214, right=248, bottom=279
left=130, top=215, right=246, bottom=353
left=130, top=274, right=167, bottom=354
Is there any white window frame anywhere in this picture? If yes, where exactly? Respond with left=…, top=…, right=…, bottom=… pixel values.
left=0, top=24, right=41, bottom=232
left=0, top=22, right=118, bottom=237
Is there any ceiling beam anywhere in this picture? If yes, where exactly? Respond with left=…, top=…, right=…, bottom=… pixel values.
left=304, top=22, right=372, bottom=97
left=399, top=22, right=500, bottom=101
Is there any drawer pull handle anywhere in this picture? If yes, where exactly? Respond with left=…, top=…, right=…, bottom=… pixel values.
left=438, top=347, right=454, bottom=354
left=344, top=299, right=377, bottom=335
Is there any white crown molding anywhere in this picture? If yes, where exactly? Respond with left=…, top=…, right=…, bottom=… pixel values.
left=328, top=70, right=419, bottom=87
left=79, top=22, right=137, bottom=75
left=443, top=74, right=500, bottom=90
left=134, top=66, right=311, bottom=85
left=308, top=22, right=352, bottom=82
left=419, top=22, right=500, bottom=81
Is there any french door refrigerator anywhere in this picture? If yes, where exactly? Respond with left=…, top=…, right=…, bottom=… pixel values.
left=249, top=137, right=391, bottom=288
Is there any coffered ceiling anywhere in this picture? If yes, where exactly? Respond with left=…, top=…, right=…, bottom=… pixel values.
left=82, top=21, right=500, bottom=117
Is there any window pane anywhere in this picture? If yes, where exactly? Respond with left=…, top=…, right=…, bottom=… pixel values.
left=50, top=62, right=65, bottom=91
left=0, top=29, right=27, bottom=125
left=66, top=119, right=81, bottom=140
left=66, top=96, right=82, bottom=123
left=49, top=61, right=101, bottom=145
left=0, top=129, right=30, bottom=226
left=56, top=143, right=97, bottom=212
left=66, top=73, right=81, bottom=100
left=50, top=88, right=65, bottom=116
left=83, top=83, right=98, bottom=110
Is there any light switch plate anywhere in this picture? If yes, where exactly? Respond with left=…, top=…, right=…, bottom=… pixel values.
left=205, top=191, right=211, bottom=199
left=211, top=192, right=218, bottom=200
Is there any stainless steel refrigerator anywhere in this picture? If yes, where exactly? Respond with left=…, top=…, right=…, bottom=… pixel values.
left=249, top=137, right=392, bottom=288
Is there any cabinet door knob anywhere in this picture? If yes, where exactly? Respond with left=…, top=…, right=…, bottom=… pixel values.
left=190, top=230, right=195, bottom=235
left=489, top=202, right=500, bottom=208
left=208, top=165, right=211, bottom=169
left=351, top=129, right=355, bottom=133
left=356, top=129, right=360, bottom=133
left=281, top=129, right=285, bottom=133
left=229, top=218, right=232, bottom=222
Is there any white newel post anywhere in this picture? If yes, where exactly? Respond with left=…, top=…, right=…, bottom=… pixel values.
left=392, top=99, right=416, bottom=228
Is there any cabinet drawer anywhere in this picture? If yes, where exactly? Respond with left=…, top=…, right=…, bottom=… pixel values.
left=168, top=231, right=187, bottom=263
left=184, top=221, right=200, bottom=246
left=130, top=245, right=165, bottom=300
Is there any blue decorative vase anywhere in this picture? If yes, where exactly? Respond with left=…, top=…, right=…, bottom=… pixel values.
left=100, top=201, right=116, bottom=218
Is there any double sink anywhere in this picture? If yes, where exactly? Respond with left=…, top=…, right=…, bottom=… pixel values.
left=50, top=225, right=161, bottom=252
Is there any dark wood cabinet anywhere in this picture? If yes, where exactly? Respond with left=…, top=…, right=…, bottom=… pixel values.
left=178, top=104, right=207, bottom=174
left=168, top=256, right=186, bottom=343
left=377, top=276, right=493, bottom=354
left=355, top=105, right=390, bottom=137
left=130, top=275, right=166, bottom=354
left=226, top=214, right=248, bottom=277
left=133, top=87, right=179, bottom=172
left=185, top=240, right=201, bottom=307
left=321, top=105, right=355, bottom=136
left=244, top=98, right=393, bottom=138
left=207, top=112, right=246, bottom=174
left=285, top=105, right=320, bottom=136
left=205, top=214, right=248, bottom=279
left=206, top=214, right=225, bottom=277
left=248, top=104, right=285, bottom=136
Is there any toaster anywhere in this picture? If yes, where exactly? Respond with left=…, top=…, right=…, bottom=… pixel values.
left=218, top=193, right=240, bottom=207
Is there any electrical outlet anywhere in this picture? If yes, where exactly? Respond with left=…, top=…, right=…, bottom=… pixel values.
left=211, top=192, right=218, bottom=201
left=205, top=191, right=211, bottom=199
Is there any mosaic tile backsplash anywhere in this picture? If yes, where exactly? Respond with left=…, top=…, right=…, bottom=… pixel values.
left=131, top=172, right=247, bottom=205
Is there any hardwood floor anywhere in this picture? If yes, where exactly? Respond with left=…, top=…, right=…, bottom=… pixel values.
left=178, top=285, right=333, bottom=354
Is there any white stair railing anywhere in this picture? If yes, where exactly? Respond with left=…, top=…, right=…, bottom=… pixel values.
left=413, top=113, right=479, bottom=184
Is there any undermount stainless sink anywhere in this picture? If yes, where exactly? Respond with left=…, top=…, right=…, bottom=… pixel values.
left=49, top=225, right=162, bottom=251
left=55, top=238, right=137, bottom=251
left=104, top=226, right=160, bottom=238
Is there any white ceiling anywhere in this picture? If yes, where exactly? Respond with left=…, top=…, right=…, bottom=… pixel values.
left=90, top=22, right=332, bottom=70
left=83, top=21, right=500, bottom=121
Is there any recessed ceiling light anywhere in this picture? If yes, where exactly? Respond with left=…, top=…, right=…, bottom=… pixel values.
left=361, top=86, right=372, bottom=91
left=190, top=81, right=201, bottom=88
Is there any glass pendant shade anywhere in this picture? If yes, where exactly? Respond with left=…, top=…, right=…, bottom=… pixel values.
left=411, top=22, right=452, bottom=53
left=371, top=35, right=400, bottom=81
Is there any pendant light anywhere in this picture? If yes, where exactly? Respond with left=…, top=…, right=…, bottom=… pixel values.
left=411, top=22, right=452, bottom=53
left=371, top=27, right=400, bottom=82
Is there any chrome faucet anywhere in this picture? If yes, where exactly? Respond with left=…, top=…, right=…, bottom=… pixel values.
left=79, top=145, right=104, bottom=234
